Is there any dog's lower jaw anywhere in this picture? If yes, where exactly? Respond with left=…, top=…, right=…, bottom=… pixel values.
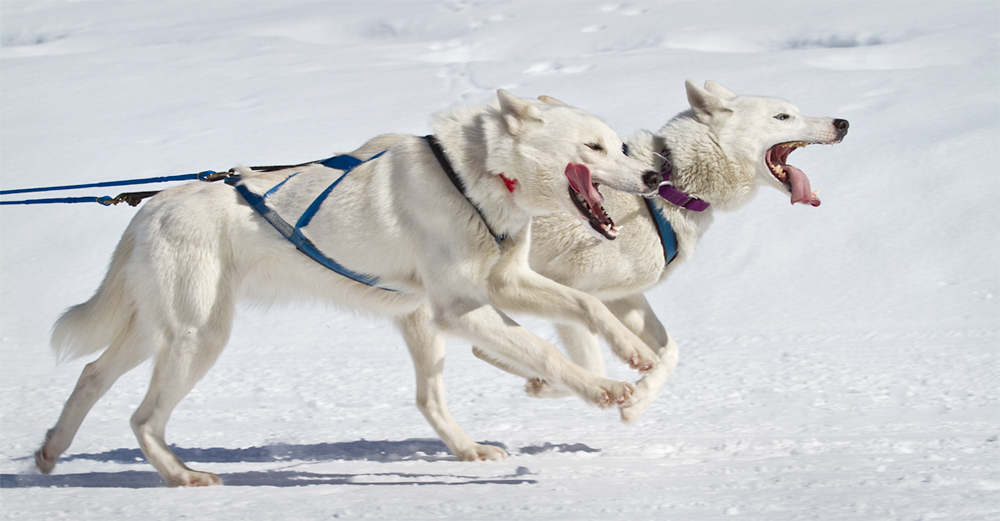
left=765, top=141, right=825, bottom=206
left=568, top=186, right=618, bottom=240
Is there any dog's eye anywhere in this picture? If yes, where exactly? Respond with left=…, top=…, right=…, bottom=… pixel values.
left=622, top=144, right=629, bottom=156
left=774, top=114, right=791, bottom=121
left=585, top=143, right=604, bottom=152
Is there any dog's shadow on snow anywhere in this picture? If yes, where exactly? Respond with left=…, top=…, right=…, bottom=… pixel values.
left=2, top=439, right=598, bottom=488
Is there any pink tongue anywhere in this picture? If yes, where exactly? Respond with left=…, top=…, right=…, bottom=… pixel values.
left=565, top=163, right=604, bottom=207
left=786, top=164, right=821, bottom=207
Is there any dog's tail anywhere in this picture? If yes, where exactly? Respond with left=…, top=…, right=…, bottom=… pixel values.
left=51, top=226, right=138, bottom=361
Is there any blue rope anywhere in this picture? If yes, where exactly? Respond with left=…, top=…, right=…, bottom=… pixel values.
left=1, top=171, right=218, bottom=195
left=1, top=196, right=117, bottom=206
left=0, top=155, right=375, bottom=206
left=0, top=171, right=218, bottom=206
left=1, top=156, right=374, bottom=206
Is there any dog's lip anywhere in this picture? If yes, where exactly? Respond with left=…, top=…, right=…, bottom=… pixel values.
left=765, top=141, right=833, bottom=207
left=565, top=163, right=617, bottom=240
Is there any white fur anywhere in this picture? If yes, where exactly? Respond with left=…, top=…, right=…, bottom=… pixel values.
left=35, top=90, right=664, bottom=487
left=526, top=81, right=848, bottom=422
left=366, top=81, right=848, bottom=424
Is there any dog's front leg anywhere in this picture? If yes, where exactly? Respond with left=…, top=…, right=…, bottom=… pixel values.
left=431, top=298, right=634, bottom=409
left=487, top=248, right=659, bottom=372
left=513, top=323, right=603, bottom=400
left=396, top=307, right=506, bottom=461
left=605, top=294, right=680, bottom=423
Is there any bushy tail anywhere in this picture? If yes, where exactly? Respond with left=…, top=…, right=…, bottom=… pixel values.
left=51, top=228, right=137, bottom=361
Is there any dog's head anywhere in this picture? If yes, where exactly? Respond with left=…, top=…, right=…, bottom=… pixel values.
left=485, top=90, right=661, bottom=240
left=682, top=80, right=848, bottom=208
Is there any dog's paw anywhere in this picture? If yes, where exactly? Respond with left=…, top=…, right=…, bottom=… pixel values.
left=619, top=386, right=654, bottom=424
left=632, top=345, right=661, bottom=372
left=627, top=353, right=658, bottom=372
left=167, top=470, right=223, bottom=487
left=612, top=341, right=659, bottom=373
left=456, top=444, right=507, bottom=462
left=592, top=380, right=634, bottom=409
left=34, top=448, right=57, bottom=474
left=525, top=378, right=572, bottom=399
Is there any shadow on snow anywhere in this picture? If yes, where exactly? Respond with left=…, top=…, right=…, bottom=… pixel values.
left=2, top=439, right=600, bottom=488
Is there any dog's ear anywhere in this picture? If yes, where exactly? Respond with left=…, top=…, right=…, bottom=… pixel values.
left=686, top=80, right=733, bottom=123
left=704, top=80, right=737, bottom=99
left=498, top=89, right=543, bottom=134
left=537, top=95, right=568, bottom=106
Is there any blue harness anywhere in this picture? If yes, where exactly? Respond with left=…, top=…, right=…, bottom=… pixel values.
left=226, top=152, right=392, bottom=291
left=226, top=135, right=504, bottom=291
left=643, top=198, right=678, bottom=266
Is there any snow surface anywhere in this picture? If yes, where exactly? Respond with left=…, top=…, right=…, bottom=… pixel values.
left=1, top=1, right=998, bottom=519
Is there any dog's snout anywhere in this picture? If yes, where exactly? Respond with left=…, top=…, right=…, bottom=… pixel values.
left=833, top=118, right=849, bottom=138
left=642, top=170, right=662, bottom=189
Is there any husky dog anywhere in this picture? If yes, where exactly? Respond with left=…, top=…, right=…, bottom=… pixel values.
left=348, top=81, right=848, bottom=424
left=523, top=80, right=849, bottom=421
left=34, top=90, right=664, bottom=486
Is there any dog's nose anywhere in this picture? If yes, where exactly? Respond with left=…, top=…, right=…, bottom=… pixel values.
left=642, top=170, right=662, bottom=189
left=833, top=118, right=849, bottom=137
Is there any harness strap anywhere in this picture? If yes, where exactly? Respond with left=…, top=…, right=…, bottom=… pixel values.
left=226, top=151, right=392, bottom=291
left=424, top=135, right=505, bottom=244
left=644, top=198, right=678, bottom=266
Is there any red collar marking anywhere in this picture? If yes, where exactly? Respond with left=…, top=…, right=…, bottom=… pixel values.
left=499, top=173, right=518, bottom=193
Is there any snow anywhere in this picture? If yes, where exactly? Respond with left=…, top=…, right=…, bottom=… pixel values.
left=1, top=1, right=997, bottom=519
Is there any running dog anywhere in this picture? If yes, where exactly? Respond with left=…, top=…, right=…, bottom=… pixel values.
left=34, top=90, right=664, bottom=486
left=523, top=80, right=849, bottom=421
left=350, top=81, right=848, bottom=424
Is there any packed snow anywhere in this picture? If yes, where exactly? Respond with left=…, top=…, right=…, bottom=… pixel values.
left=1, top=1, right=997, bottom=519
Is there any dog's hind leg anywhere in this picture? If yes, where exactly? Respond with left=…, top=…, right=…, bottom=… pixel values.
left=35, top=326, right=154, bottom=474
left=398, top=307, right=507, bottom=462
left=127, top=240, right=237, bottom=487
left=604, top=294, right=679, bottom=424
left=555, top=323, right=607, bottom=377
left=129, top=314, right=233, bottom=487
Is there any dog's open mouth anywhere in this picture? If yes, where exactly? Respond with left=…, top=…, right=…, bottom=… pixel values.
left=565, top=163, right=617, bottom=240
left=765, top=142, right=823, bottom=207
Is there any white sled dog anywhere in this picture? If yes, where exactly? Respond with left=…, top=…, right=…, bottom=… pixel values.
left=347, top=81, right=849, bottom=423
left=523, top=80, right=848, bottom=422
left=35, top=90, right=665, bottom=487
